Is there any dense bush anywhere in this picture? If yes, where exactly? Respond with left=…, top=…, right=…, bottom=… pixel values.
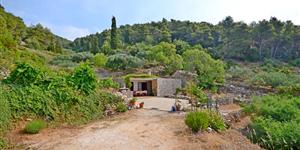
left=227, top=66, right=254, bottom=81
left=245, top=95, right=300, bottom=149
left=24, top=120, right=46, bottom=134
left=208, top=111, right=227, bottom=132
left=106, top=54, right=143, bottom=70
left=98, top=78, right=119, bottom=89
left=1, top=62, right=124, bottom=126
left=50, top=55, right=77, bottom=68
left=116, top=102, right=127, bottom=112
left=183, top=49, right=225, bottom=89
left=185, top=82, right=208, bottom=104
left=290, top=58, right=300, bottom=67
left=277, top=84, right=300, bottom=96
left=71, top=52, right=93, bottom=63
left=185, top=110, right=226, bottom=133
left=68, top=63, right=97, bottom=94
left=4, top=62, right=42, bottom=85
left=93, top=53, right=107, bottom=67
left=185, top=111, right=209, bottom=133
left=249, top=71, right=300, bottom=87
left=0, top=85, right=11, bottom=134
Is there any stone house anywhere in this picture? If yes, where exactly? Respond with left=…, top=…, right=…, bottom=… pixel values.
left=129, top=78, right=181, bottom=97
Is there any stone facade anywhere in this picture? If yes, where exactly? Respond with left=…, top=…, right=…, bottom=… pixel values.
left=156, top=78, right=182, bottom=97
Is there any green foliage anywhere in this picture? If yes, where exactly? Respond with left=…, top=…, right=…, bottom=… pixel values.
left=227, top=65, right=254, bottom=81
left=93, top=53, right=107, bottom=67
left=72, top=16, right=300, bottom=63
left=1, top=62, right=123, bottom=126
left=110, top=16, right=119, bottom=49
left=290, top=58, right=300, bottom=67
left=68, top=63, right=97, bottom=94
left=71, top=52, right=93, bottom=63
left=263, top=58, right=283, bottom=68
left=106, top=54, right=143, bottom=70
left=245, top=95, right=300, bottom=149
left=249, top=71, right=300, bottom=87
left=185, top=111, right=209, bottom=133
left=50, top=55, right=77, bottom=68
left=24, top=24, right=66, bottom=52
left=183, top=49, right=225, bottom=89
left=185, top=82, right=207, bottom=104
left=24, top=119, right=46, bottom=134
left=116, top=102, right=127, bottom=112
left=0, top=85, right=11, bottom=135
left=4, top=62, right=42, bottom=85
left=98, top=78, right=119, bottom=89
left=147, top=42, right=183, bottom=74
left=0, top=138, right=7, bottom=150
left=123, top=74, right=157, bottom=88
left=185, top=110, right=226, bottom=133
left=277, top=84, right=300, bottom=96
left=208, top=110, right=226, bottom=132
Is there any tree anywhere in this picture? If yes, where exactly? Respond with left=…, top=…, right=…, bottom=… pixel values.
left=110, top=16, right=118, bottom=49
left=183, top=49, right=225, bottom=89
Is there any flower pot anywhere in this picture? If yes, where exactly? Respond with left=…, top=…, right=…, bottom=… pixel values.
left=139, top=102, right=144, bottom=108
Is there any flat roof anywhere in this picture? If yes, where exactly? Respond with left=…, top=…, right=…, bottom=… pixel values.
left=130, top=78, right=157, bottom=82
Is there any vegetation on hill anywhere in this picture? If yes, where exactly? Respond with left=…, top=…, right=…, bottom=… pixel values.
left=71, top=16, right=300, bottom=63
left=0, top=6, right=69, bottom=53
left=244, top=95, right=300, bottom=149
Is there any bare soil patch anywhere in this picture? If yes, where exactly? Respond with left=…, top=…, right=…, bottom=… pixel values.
left=8, top=109, right=260, bottom=150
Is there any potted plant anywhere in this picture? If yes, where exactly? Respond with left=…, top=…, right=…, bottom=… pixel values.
left=129, top=98, right=137, bottom=107
left=139, top=102, right=144, bottom=108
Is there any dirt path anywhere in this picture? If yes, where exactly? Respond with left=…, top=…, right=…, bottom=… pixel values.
left=10, top=109, right=261, bottom=150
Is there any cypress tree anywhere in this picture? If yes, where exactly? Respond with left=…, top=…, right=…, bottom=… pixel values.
left=110, top=16, right=117, bottom=49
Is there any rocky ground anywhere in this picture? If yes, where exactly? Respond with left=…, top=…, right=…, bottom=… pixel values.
left=8, top=108, right=260, bottom=150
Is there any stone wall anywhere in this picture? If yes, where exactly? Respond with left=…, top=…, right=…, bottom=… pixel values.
left=156, top=78, right=182, bottom=97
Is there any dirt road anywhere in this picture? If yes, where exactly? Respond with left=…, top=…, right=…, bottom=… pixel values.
left=11, top=109, right=260, bottom=150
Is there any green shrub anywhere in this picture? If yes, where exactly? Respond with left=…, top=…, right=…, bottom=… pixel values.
left=93, top=53, right=107, bottom=67
left=116, top=102, right=127, bottom=112
left=245, top=94, right=300, bottom=149
left=227, top=66, right=254, bottom=81
left=185, top=82, right=208, bottom=104
left=185, top=111, right=209, bottom=132
left=290, top=58, right=300, bottom=67
left=4, top=62, right=42, bottom=85
left=277, top=84, right=300, bottom=96
left=68, top=62, right=97, bottom=94
left=50, top=55, right=77, bottom=68
left=24, top=120, right=46, bottom=134
left=183, top=49, right=225, bottom=89
left=208, top=110, right=226, bottom=132
left=249, top=117, right=300, bottom=149
left=0, top=138, right=7, bottom=150
left=249, top=71, right=300, bottom=88
left=71, top=52, right=93, bottom=63
left=98, top=78, right=119, bottom=89
left=106, top=54, right=143, bottom=70
left=263, top=58, right=283, bottom=68
left=0, top=85, right=11, bottom=134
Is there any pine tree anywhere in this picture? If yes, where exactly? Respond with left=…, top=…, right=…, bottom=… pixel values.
left=110, top=16, right=118, bottom=49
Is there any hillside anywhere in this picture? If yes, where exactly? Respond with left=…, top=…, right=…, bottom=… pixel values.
left=71, top=17, right=300, bottom=62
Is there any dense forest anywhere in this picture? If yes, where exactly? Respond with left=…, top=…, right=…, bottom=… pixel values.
left=72, top=16, right=300, bottom=62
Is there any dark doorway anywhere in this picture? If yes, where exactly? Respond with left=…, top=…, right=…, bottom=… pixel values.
left=141, top=82, right=147, bottom=91
left=130, top=82, right=134, bottom=91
